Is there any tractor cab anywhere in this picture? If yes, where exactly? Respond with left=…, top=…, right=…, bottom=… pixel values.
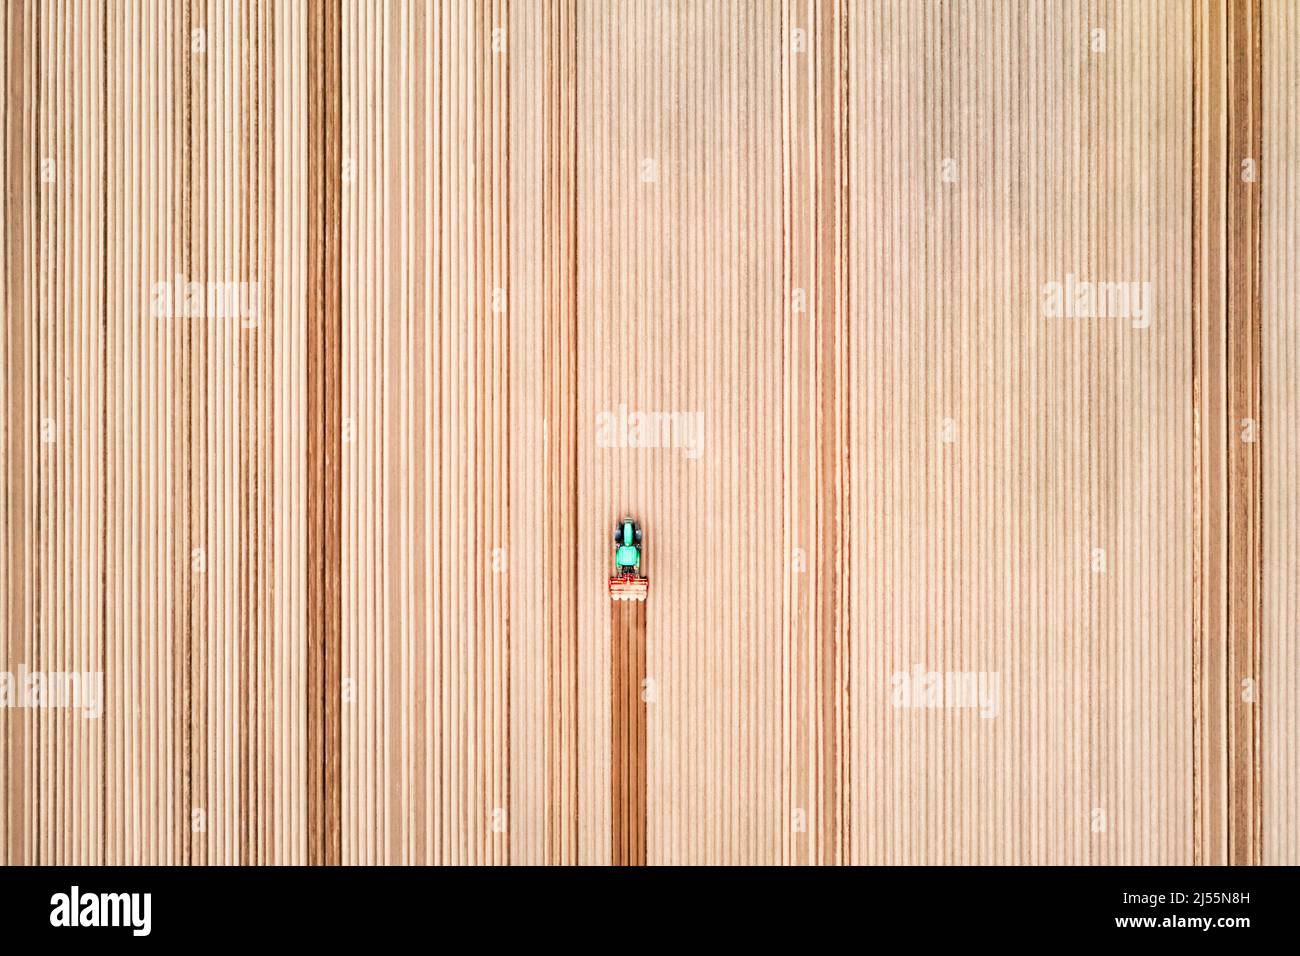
left=614, top=519, right=641, bottom=572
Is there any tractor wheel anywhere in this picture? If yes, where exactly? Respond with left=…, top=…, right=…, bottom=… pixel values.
left=614, top=523, right=623, bottom=544
left=633, top=526, right=643, bottom=544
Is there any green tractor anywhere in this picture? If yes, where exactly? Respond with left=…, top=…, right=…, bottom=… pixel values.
left=609, top=517, right=648, bottom=601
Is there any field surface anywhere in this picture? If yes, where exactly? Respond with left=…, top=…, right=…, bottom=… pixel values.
left=1, top=0, right=1296, bottom=865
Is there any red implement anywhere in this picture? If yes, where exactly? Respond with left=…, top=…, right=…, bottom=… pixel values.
left=608, top=574, right=649, bottom=601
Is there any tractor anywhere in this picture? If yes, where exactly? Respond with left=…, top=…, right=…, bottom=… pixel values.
left=608, top=517, right=648, bottom=601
